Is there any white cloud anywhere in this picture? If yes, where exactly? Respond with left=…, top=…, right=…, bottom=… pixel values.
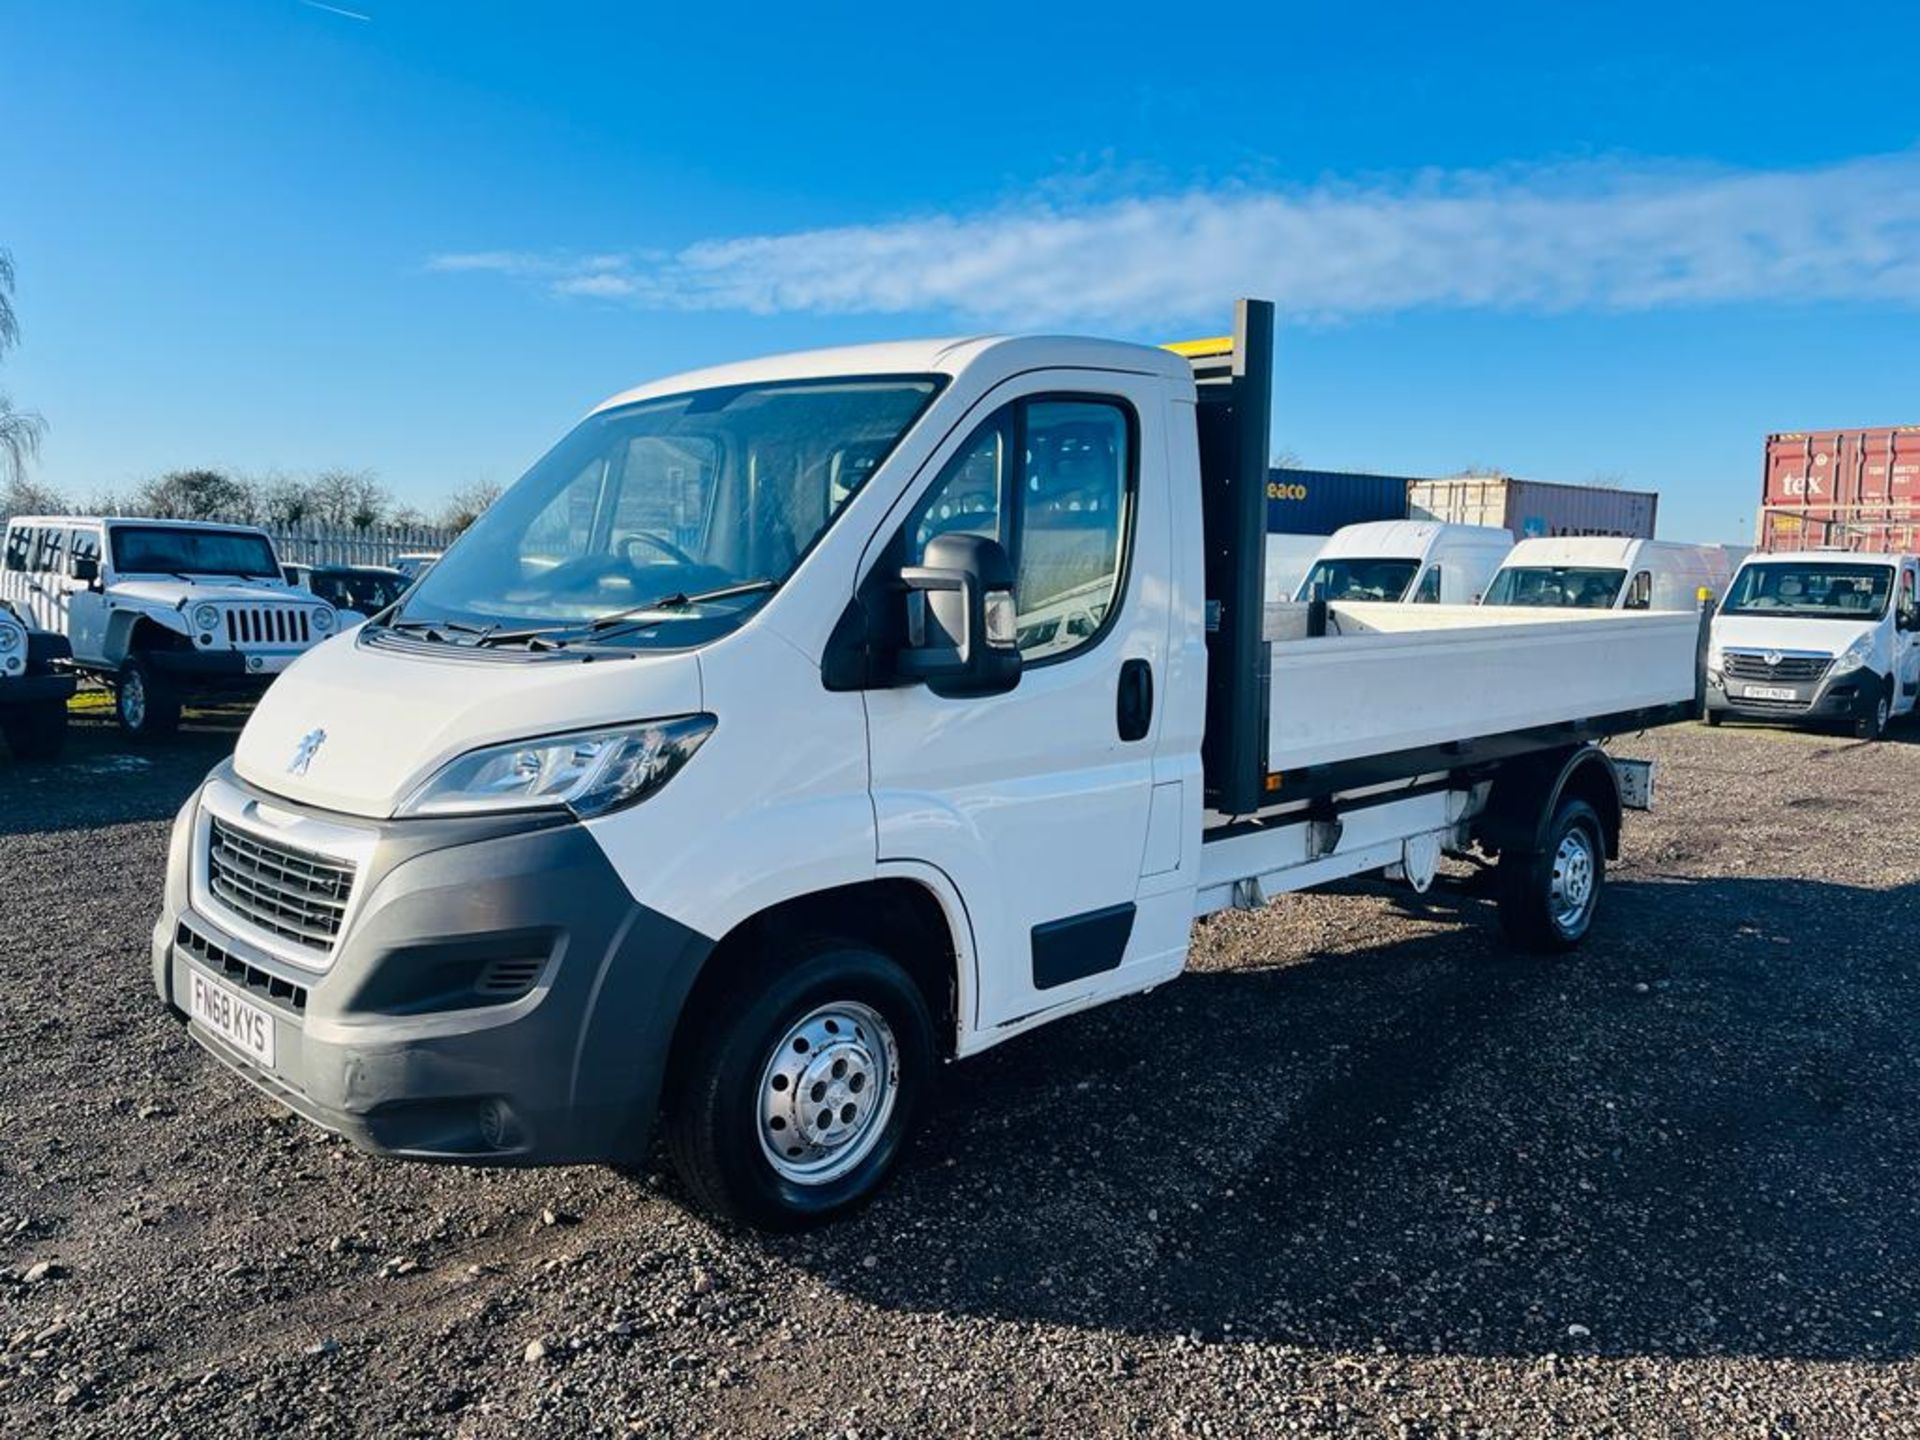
left=426, top=152, right=1920, bottom=328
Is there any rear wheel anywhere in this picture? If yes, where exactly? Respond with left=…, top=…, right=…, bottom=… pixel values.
left=664, top=941, right=934, bottom=1229
left=116, top=657, right=181, bottom=740
left=1, top=697, right=67, bottom=761
left=1497, top=797, right=1604, bottom=953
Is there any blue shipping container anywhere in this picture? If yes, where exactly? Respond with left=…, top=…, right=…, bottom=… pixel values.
left=1267, top=468, right=1410, bottom=534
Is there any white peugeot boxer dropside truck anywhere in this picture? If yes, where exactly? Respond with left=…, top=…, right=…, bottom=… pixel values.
left=151, top=303, right=1705, bottom=1226
left=2, top=517, right=337, bottom=738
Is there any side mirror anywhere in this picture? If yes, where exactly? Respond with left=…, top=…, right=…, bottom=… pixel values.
left=70, top=556, right=100, bottom=586
left=1900, top=602, right=1919, bottom=633
left=894, top=533, right=1021, bottom=698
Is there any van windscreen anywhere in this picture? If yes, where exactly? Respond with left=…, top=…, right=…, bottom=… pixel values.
left=1723, top=561, right=1894, bottom=620
left=1296, top=557, right=1419, bottom=602
left=1484, top=566, right=1627, bottom=609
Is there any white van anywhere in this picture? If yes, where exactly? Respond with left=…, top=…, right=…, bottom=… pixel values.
left=1483, top=537, right=1732, bottom=612
left=1706, top=549, right=1920, bottom=739
left=1295, top=521, right=1513, bottom=605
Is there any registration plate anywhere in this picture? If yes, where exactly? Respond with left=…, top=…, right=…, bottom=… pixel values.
left=1742, top=685, right=1797, bottom=701
left=187, top=968, right=276, bottom=1067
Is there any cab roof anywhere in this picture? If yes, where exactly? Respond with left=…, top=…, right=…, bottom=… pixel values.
left=588, top=334, right=1193, bottom=415
left=7, top=515, right=273, bottom=534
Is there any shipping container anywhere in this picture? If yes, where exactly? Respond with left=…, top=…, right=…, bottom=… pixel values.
left=1759, top=426, right=1920, bottom=552
left=1266, top=467, right=1408, bottom=534
left=1406, top=475, right=1657, bottom=541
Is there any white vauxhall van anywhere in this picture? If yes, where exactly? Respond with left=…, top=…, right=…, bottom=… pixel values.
left=1295, top=521, right=1513, bottom=604
left=1706, top=550, right=1920, bottom=739
left=1483, top=537, right=1732, bottom=612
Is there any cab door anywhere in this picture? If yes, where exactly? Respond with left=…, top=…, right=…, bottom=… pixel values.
left=1896, top=563, right=1920, bottom=713
left=63, top=527, right=109, bottom=663
left=861, top=371, right=1176, bottom=1034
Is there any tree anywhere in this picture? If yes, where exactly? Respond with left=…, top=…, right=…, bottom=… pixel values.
left=308, top=468, right=389, bottom=530
left=439, top=479, right=502, bottom=534
left=255, top=472, right=315, bottom=527
left=0, top=249, right=48, bottom=490
left=1, top=473, right=67, bottom=519
left=130, top=468, right=254, bottom=520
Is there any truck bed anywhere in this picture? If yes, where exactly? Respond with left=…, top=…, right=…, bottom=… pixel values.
left=1260, top=601, right=1702, bottom=776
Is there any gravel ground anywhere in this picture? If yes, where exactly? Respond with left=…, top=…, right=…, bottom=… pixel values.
left=4, top=707, right=1920, bottom=1437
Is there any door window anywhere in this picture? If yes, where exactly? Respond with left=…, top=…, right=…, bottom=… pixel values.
left=904, top=396, right=1134, bottom=663
left=1624, top=571, right=1653, bottom=609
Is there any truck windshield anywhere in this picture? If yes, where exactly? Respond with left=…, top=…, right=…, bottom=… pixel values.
left=110, top=526, right=280, bottom=579
left=1722, top=561, right=1893, bottom=620
left=1483, top=566, right=1627, bottom=608
left=393, top=376, right=942, bottom=643
left=1297, top=557, right=1419, bottom=602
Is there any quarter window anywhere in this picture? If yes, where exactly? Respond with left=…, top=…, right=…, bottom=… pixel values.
left=3, top=527, right=29, bottom=573
left=1411, top=566, right=1442, bottom=603
left=1624, top=571, right=1652, bottom=609
left=905, top=396, right=1134, bottom=662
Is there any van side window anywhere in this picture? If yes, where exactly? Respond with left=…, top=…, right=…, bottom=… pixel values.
left=904, top=396, right=1135, bottom=663
left=1412, top=566, right=1442, bottom=603
left=3, top=527, right=29, bottom=573
left=1624, top=571, right=1652, bottom=610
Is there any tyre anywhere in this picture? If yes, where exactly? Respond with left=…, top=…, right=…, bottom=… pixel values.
left=116, top=657, right=181, bottom=740
left=1496, top=796, right=1605, bottom=953
left=1703, top=709, right=1723, bottom=728
left=1, top=697, right=67, bottom=762
left=664, top=940, right=935, bottom=1229
left=1854, top=688, right=1890, bottom=742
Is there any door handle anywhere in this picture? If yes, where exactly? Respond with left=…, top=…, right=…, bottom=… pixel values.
left=1117, top=658, right=1153, bottom=742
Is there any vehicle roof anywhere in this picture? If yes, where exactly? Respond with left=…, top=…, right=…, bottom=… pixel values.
left=1498, top=536, right=1643, bottom=566
left=589, top=334, right=1193, bottom=415
left=7, top=515, right=272, bottom=535
left=1743, top=549, right=1914, bottom=566
left=1315, top=519, right=1513, bottom=557
left=294, top=562, right=407, bottom=577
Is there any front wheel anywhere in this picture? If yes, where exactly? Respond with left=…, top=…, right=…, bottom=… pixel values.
left=1497, top=797, right=1605, bottom=953
left=1854, top=689, right=1890, bottom=742
left=663, top=941, right=934, bottom=1229
left=1, top=698, right=68, bottom=762
left=116, top=657, right=181, bottom=740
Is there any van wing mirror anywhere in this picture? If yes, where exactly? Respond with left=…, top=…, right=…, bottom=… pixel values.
left=893, top=533, right=1022, bottom=698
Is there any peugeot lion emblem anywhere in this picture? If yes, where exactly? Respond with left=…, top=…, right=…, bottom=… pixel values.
left=1764, top=650, right=1784, bottom=667
left=289, top=728, right=327, bottom=776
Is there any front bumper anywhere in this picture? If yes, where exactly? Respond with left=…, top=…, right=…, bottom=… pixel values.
left=0, top=672, right=76, bottom=706
left=150, top=761, right=714, bottom=1166
left=1705, top=664, right=1879, bottom=724
left=150, top=649, right=301, bottom=687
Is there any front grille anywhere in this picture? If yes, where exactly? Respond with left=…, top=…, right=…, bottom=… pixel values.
left=475, top=957, right=546, bottom=1001
left=1723, top=651, right=1831, bottom=684
left=177, top=920, right=309, bottom=1013
left=207, top=818, right=354, bottom=952
left=223, top=606, right=312, bottom=647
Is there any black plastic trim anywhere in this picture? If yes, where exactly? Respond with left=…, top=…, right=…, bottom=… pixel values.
left=1031, top=902, right=1136, bottom=990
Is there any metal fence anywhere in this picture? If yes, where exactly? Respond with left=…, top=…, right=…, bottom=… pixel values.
left=249, top=521, right=457, bottom=569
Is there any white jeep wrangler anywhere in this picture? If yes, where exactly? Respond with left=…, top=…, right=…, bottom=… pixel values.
left=2, top=517, right=336, bottom=739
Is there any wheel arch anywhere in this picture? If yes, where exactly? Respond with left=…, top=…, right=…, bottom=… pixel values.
left=1474, top=743, right=1623, bottom=861
left=665, top=875, right=968, bottom=1088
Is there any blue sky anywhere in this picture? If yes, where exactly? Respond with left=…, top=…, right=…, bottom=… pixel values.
left=6, top=1, right=1920, bottom=542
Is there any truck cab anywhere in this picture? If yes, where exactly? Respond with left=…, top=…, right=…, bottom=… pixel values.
left=1295, top=520, right=1513, bottom=604
left=149, top=304, right=1702, bottom=1227
left=1483, top=537, right=1732, bottom=612
left=2, top=517, right=337, bottom=738
left=0, top=596, right=74, bottom=761
left=1706, top=549, right=1920, bottom=739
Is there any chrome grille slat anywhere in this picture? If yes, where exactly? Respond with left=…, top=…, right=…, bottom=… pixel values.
left=207, top=818, right=355, bottom=952
left=214, top=605, right=313, bottom=648
left=1723, top=651, right=1831, bottom=684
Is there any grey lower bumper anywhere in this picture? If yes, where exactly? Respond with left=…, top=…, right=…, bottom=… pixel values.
left=151, top=763, right=714, bottom=1167
left=1706, top=667, right=1879, bottom=725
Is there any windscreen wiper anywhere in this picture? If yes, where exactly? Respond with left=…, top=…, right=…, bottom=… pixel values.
left=585, top=578, right=779, bottom=632
left=378, top=617, right=492, bottom=643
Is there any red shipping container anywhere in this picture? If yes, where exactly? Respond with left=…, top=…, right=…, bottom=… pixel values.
left=1761, top=426, right=1920, bottom=552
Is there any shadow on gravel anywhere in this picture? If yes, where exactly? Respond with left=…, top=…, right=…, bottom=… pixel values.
left=785, top=870, right=1920, bottom=1364
left=0, top=709, right=241, bottom=836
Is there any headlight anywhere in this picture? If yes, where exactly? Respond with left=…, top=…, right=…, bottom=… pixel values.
left=192, top=603, right=220, bottom=631
left=311, top=607, right=335, bottom=632
left=1830, top=634, right=1874, bottom=675
left=0, top=621, right=21, bottom=653
left=398, top=715, right=717, bottom=819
